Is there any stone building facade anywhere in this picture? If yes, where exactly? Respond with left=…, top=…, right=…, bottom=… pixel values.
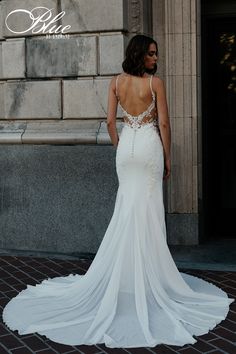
left=0, top=0, right=231, bottom=255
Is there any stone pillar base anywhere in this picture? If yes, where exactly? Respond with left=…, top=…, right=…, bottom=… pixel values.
left=166, top=213, right=199, bottom=245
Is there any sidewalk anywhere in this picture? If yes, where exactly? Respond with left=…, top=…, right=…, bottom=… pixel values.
left=0, top=255, right=235, bottom=354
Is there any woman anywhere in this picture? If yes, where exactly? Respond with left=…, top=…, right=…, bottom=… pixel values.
left=2, top=34, right=234, bottom=349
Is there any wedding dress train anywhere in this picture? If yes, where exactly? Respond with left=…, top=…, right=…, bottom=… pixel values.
left=2, top=75, right=234, bottom=348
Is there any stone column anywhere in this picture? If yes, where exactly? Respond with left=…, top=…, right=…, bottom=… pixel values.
left=152, top=0, right=201, bottom=245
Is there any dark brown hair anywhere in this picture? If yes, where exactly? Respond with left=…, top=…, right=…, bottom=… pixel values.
left=122, top=34, right=158, bottom=77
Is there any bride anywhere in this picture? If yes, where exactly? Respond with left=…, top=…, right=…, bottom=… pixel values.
left=2, top=34, right=234, bottom=349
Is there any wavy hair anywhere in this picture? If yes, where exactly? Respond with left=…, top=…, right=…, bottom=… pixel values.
left=122, top=34, right=158, bottom=76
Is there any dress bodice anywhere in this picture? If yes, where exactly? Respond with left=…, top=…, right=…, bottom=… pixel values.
left=115, top=73, right=159, bottom=130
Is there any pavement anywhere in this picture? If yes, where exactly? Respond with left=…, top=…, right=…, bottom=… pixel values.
left=0, top=253, right=235, bottom=354
left=169, top=239, right=236, bottom=272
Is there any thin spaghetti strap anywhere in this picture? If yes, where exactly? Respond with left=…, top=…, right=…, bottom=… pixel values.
left=149, top=75, right=155, bottom=101
left=115, top=74, right=119, bottom=99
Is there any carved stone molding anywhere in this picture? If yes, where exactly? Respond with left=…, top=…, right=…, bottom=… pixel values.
left=127, top=0, right=152, bottom=36
left=128, top=0, right=141, bottom=33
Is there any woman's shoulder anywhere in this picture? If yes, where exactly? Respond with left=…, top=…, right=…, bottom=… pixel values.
left=109, top=74, right=121, bottom=86
left=152, top=75, right=166, bottom=95
left=152, top=75, right=164, bottom=85
left=108, top=75, right=118, bottom=92
left=111, top=73, right=122, bottom=80
left=109, top=73, right=123, bottom=94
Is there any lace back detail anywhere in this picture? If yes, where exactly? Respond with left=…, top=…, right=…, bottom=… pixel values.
left=121, top=102, right=156, bottom=130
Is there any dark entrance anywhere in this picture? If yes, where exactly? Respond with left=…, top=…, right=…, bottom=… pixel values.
left=201, top=3, right=236, bottom=240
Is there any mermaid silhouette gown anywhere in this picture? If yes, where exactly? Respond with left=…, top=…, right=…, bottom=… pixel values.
left=2, top=74, right=235, bottom=348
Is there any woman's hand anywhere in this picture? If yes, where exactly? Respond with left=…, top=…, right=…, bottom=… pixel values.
left=163, top=158, right=171, bottom=180
left=114, top=136, right=119, bottom=148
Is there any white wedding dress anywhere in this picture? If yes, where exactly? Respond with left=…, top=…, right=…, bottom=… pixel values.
left=2, top=74, right=235, bottom=348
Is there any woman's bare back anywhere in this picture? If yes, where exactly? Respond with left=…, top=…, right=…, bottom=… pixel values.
left=115, top=73, right=158, bottom=125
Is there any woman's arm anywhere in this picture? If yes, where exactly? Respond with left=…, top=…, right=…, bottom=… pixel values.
left=153, top=76, right=171, bottom=179
left=106, top=76, right=119, bottom=147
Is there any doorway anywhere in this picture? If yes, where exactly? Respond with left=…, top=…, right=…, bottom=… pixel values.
left=201, top=13, right=236, bottom=240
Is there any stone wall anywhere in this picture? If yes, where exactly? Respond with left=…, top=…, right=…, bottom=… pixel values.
left=0, top=145, right=119, bottom=254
